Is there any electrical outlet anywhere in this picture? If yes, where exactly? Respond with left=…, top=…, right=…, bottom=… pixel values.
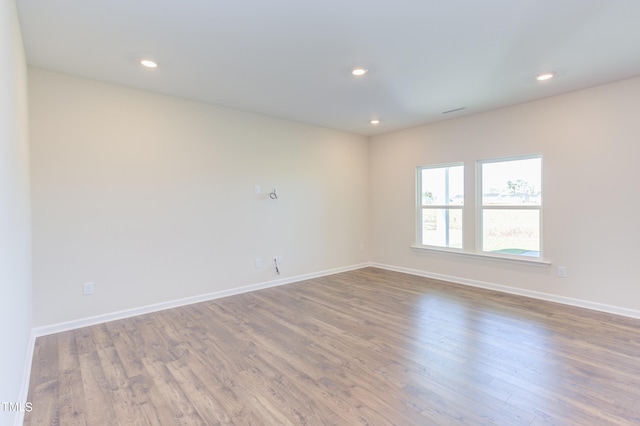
left=255, top=185, right=261, bottom=194
left=557, top=266, right=567, bottom=278
left=276, top=255, right=283, bottom=264
left=83, top=282, right=94, bottom=296
left=255, top=258, right=262, bottom=268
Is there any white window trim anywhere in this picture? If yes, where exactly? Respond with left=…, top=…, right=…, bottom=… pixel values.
left=410, top=244, right=551, bottom=266
left=414, top=154, right=549, bottom=267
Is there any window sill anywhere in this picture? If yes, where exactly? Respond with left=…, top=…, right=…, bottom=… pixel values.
left=410, top=245, right=551, bottom=267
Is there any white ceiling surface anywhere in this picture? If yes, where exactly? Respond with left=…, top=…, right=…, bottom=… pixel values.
left=17, top=1, right=640, bottom=136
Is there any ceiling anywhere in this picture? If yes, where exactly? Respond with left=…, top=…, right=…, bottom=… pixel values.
left=16, top=0, right=640, bottom=136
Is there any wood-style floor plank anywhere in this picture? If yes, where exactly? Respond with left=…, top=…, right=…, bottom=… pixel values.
left=24, top=267, right=640, bottom=425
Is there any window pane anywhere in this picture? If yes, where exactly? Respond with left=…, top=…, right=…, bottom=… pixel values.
left=482, top=158, right=541, bottom=206
left=422, top=208, right=462, bottom=248
left=482, top=209, right=539, bottom=256
left=421, top=165, right=464, bottom=205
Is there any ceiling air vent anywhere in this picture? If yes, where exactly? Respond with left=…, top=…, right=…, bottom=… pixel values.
left=442, top=107, right=466, bottom=114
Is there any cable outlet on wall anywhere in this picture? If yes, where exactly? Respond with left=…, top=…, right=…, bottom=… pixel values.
left=83, top=282, right=94, bottom=296
left=273, top=256, right=282, bottom=275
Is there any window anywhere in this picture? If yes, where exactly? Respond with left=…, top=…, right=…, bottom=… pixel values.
left=417, top=163, right=464, bottom=249
left=479, top=155, right=542, bottom=257
left=415, top=155, right=544, bottom=263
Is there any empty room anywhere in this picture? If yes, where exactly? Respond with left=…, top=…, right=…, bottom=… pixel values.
left=2, top=1, right=640, bottom=425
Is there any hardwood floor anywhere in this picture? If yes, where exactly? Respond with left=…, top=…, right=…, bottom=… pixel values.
left=25, top=267, right=640, bottom=425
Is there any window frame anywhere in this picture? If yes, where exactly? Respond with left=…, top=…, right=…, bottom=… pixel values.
left=476, top=154, right=543, bottom=260
left=416, top=162, right=464, bottom=251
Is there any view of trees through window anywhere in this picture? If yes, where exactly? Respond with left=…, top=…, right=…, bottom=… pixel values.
left=480, top=156, right=542, bottom=256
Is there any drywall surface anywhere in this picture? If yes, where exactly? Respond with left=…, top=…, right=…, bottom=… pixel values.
left=0, top=1, right=32, bottom=425
left=370, top=76, right=640, bottom=312
left=29, top=69, right=369, bottom=326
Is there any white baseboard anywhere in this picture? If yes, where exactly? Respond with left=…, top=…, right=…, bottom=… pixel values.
left=33, top=261, right=640, bottom=338
left=14, top=328, right=36, bottom=426
left=33, top=263, right=370, bottom=337
left=371, top=262, right=640, bottom=319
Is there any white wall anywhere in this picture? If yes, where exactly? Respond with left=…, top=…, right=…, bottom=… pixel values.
left=29, top=69, right=369, bottom=327
left=370, top=76, right=640, bottom=314
left=26, top=57, right=640, bottom=330
left=0, top=1, right=31, bottom=425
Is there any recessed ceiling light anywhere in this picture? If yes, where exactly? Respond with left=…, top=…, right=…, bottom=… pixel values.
left=140, top=59, right=158, bottom=68
left=536, top=72, right=555, bottom=81
left=351, top=67, right=368, bottom=76
left=370, top=119, right=380, bottom=125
